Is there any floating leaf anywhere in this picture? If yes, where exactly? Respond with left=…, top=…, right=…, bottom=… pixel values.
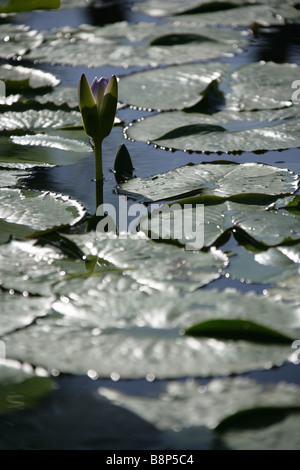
left=64, top=231, right=229, bottom=292
left=0, top=189, right=85, bottom=244
left=268, top=275, right=300, bottom=306
left=139, top=201, right=300, bottom=248
left=0, top=167, right=32, bottom=188
left=10, top=134, right=92, bottom=153
left=0, top=134, right=90, bottom=167
left=27, top=22, right=245, bottom=67
left=119, top=62, right=228, bottom=110
left=126, top=107, right=300, bottom=152
left=0, top=239, right=84, bottom=294
left=136, top=0, right=299, bottom=25
left=4, top=284, right=299, bottom=378
left=0, top=64, right=60, bottom=93
left=0, top=24, right=43, bottom=59
left=185, top=319, right=293, bottom=344
left=0, top=360, right=52, bottom=414
left=226, top=62, right=300, bottom=111
left=0, top=0, right=60, bottom=13
left=119, top=162, right=299, bottom=203
left=31, top=86, right=79, bottom=109
left=133, top=0, right=245, bottom=16
left=215, top=406, right=300, bottom=432
left=97, top=377, right=300, bottom=449
left=0, top=109, right=82, bottom=134
left=226, top=243, right=300, bottom=286
left=0, top=290, right=53, bottom=336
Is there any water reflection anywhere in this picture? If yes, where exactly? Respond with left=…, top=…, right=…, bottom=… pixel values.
left=86, top=0, right=130, bottom=26
left=252, top=23, right=300, bottom=64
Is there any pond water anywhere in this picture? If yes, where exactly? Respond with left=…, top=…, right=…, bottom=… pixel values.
left=0, top=0, right=300, bottom=450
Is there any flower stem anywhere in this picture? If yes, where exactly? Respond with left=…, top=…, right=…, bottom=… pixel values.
left=94, top=139, right=103, bottom=183
left=94, top=139, right=104, bottom=209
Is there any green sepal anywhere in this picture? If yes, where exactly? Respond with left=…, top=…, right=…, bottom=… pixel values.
left=98, top=75, right=118, bottom=141
left=78, top=74, right=99, bottom=140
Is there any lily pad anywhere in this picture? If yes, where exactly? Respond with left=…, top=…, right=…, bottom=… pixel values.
left=226, top=62, right=300, bottom=111
left=133, top=0, right=247, bottom=17
left=0, top=167, right=33, bottom=188
left=26, top=22, right=244, bottom=68
left=98, top=377, right=300, bottom=449
left=4, top=286, right=299, bottom=378
left=0, top=109, right=82, bottom=134
left=10, top=134, right=92, bottom=153
left=31, top=86, right=79, bottom=109
left=0, top=64, right=60, bottom=93
left=185, top=319, right=293, bottom=344
left=139, top=201, right=300, bottom=248
left=126, top=107, right=300, bottom=152
left=0, top=0, right=60, bottom=13
left=0, top=239, right=78, bottom=295
left=0, top=134, right=90, bottom=166
left=268, top=275, right=300, bottom=305
left=0, top=290, right=53, bottom=336
left=0, top=189, right=85, bottom=244
left=226, top=243, right=300, bottom=286
left=136, top=0, right=300, bottom=26
left=0, top=360, right=52, bottom=414
left=0, top=24, right=43, bottom=59
left=64, top=231, right=229, bottom=292
left=119, top=62, right=228, bottom=111
left=119, top=162, right=299, bottom=203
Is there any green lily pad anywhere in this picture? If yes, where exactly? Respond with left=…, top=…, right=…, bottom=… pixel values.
left=119, top=162, right=299, bottom=203
left=0, top=189, right=85, bottom=244
left=0, top=109, right=82, bottom=134
left=137, top=0, right=299, bottom=26
left=139, top=201, right=300, bottom=248
left=226, top=243, right=300, bottom=287
left=119, top=62, right=228, bottom=111
left=0, top=239, right=76, bottom=295
left=98, top=377, right=300, bottom=449
left=31, top=86, right=79, bottom=109
left=0, top=290, right=53, bottom=335
left=0, top=24, right=43, bottom=59
left=27, top=22, right=244, bottom=68
left=185, top=319, right=293, bottom=344
left=0, top=134, right=90, bottom=166
left=4, top=285, right=299, bottom=378
left=226, top=62, right=300, bottom=111
left=0, top=360, right=52, bottom=414
left=133, top=0, right=246, bottom=16
left=10, top=134, right=92, bottom=153
left=0, top=0, right=60, bottom=13
left=126, top=107, right=300, bottom=152
left=0, top=64, right=60, bottom=93
left=0, top=167, right=33, bottom=188
left=268, top=275, right=300, bottom=305
left=215, top=406, right=300, bottom=432
left=64, top=231, right=229, bottom=292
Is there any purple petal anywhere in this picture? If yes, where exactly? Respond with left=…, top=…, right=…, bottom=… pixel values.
left=91, top=77, right=109, bottom=100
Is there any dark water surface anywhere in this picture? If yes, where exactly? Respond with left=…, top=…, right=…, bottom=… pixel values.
left=1, top=0, right=300, bottom=449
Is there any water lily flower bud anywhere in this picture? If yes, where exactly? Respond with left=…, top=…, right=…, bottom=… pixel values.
left=78, top=74, right=118, bottom=143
